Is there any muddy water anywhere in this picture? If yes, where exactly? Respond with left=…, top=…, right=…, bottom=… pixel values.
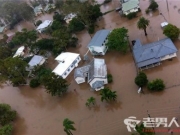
left=1, top=0, right=180, bottom=135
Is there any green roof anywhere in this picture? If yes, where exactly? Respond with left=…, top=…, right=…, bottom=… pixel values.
left=122, top=0, right=139, bottom=12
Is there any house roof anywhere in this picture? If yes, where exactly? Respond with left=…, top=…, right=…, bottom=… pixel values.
left=36, top=20, right=52, bottom=31
left=44, top=4, right=55, bottom=11
left=53, top=52, right=80, bottom=76
left=28, top=55, right=45, bottom=67
left=88, top=29, right=110, bottom=47
left=133, top=38, right=178, bottom=68
left=34, top=5, right=42, bottom=14
left=92, top=81, right=104, bottom=89
left=74, top=58, right=107, bottom=82
left=0, top=26, right=5, bottom=33
left=122, top=0, right=139, bottom=12
left=74, top=65, right=90, bottom=79
left=13, top=46, right=25, bottom=58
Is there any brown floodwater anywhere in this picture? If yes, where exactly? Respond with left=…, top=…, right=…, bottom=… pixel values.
left=1, top=0, right=180, bottom=135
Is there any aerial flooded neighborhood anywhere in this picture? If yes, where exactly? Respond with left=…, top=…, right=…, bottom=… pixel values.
left=0, top=0, right=180, bottom=135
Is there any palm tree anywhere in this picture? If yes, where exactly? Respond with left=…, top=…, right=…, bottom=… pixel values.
left=100, top=87, right=117, bottom=102
left=137, top=17, right=150, bottom=36
left=63, top=118, right=76, bottom=135
left=85, top=97, right=96, bottom=107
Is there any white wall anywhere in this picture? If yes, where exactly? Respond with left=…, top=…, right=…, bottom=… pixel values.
left=160, top=53, right=177, bottom=61
left=75, top=77, right=85, bottom=84
left=124, top=6, right=139, bottom=15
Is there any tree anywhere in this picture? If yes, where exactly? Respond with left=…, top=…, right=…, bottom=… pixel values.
left=137, top=17, right=150, bottom=36
left=148, top=0, right=158, bottom=11
left=0, top=57, right=28, bottom=86
left=132, top=123, right=154, bottom=135
left=68, top=18, right=85, bottom=33
left=30, top=78, right=40, bottom=88
left=0, top=46, right=12, bottom=60
left=163, top=24, right=180, bottom=40
left=63, top=118, right=76, bottom=135
left=135, top=72, right=148, bottom=87
left=41, top=73, right=69, bottom=96
left=147, top=79, right=165, bottom=91
left=0, top=124, right=13, bottom=135
left=106, top=27, right=129, bottom=53
left=107, top=74, right=113, bottom=83
left=85, top=97, right=96, bottom=107
left=0, top=104, right=16, bottom=126
left=36, top=20, right=42, bottom=26
left=100, top=87, right=117, bottom=102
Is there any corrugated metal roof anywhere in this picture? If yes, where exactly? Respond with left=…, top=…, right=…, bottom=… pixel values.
left=88, top=29, right=110, bottom=47
left=28, top=55, right=44, bottom=67
left=122, top=0, right=139, bottom=12
left=133, top=38, right=178, bottom=68
left=92, top=81, right=104, bottom=89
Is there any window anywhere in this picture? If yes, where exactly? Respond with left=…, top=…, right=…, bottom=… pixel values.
left=71, top=64, right=74, bottom=67
left=64, top=72, right=67, bottom=76
left=67, top=68, right=70, bottom=71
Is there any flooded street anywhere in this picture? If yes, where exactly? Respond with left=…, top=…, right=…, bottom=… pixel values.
left=1, top=0, right=180, bottom=135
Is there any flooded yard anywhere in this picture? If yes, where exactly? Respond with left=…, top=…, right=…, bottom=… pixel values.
left=1, top=0, right=180, bottom=135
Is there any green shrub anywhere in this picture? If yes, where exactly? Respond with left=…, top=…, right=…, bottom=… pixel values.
left=126, top=12, right=137, bottom=20
left=147, top=79, right=165, bottom=91
left=88, top=25, right=95, bottom=34
left=30, top=79, right=40, bottom=88
left=145, top=9, right=150, bottom=14
left=135, top=72, right=148, bottom=87
left=107, top=74, right=113, bottom=83
left=148, top=0, right=158, bottom=11
left=36, top=20, right=42, bottom=26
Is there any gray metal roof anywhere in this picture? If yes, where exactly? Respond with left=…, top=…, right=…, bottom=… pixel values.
left=74, top=65, right=90, bottom=79
left=74, top=58, right=107, bottom=83
left=133, top=38, right=178, bottom=68
left=28, top=55, right=44, bottom=67
left=88, top=29, right=110, bottom=47
left=92, top=81, right=104, bottom=89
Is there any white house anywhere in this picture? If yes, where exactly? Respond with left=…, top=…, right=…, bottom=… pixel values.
left=27, top=55, right=46, bottom=71
left=88, top=29, right=110, bottom=55
left=64, top=13, right=76, bottom=24
left=36, top=20, right=52, bottom=33
left=34, top=5, right=43, bottom=16
left=53, top=52, right=81, bottom=79
left=74, top=58, right=108, bottom=91
left=121, top=0, right=139, bottom=15
left=13, top=46, right=25, bottom=58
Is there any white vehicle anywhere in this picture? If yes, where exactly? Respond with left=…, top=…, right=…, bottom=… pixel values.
left=161, top=22, right=168, bottom=28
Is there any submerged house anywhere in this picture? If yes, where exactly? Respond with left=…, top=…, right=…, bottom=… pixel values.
left=36, top=20, right=52, bottom=33
left=74, top=58, right=108, bottom=91
left=34, top=5, right=43, bottom=16
left=121, top=0, right=140, bottom=15
left=133, top=38, right=178, bottom=70
left=53, top=52, right=81, bottom=79
left=88, top=29, right=110, bottom=55
left=27, top=55, right=46, bottom=71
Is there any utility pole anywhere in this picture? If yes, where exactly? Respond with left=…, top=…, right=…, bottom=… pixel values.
left=147, top=110, right=156, bottom=134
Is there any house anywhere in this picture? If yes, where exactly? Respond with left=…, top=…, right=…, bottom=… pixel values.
left=121, top=0, right=139, bottom=15
left=27, top=55, right=46, bottom=71
left=44, top=4, right=55, bottom=12
left=132, top=38, right=178, bottom=70
left=88, top=29, right=110, bottom=55
left=53, top=52, right=81, bottom=79
left=36, top=20, right=52, bottom=33
left=13, top=46, right=25, bottom=58
left=64, top=13, right=76, bottom=24
left=34, top=5, right=43, bottom=16
left=74, top=58, right=108, bottom=91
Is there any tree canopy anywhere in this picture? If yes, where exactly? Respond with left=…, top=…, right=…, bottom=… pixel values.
left=0, top=46, right=12, bottom=60
left=106, top=27, right=129, bottom=53
left=100, top=87, right=117, bottom=102
left=147, top=79, right=165, bottom=91
left=41, top=73, right=69, bottom=96
left=63, top=118, right=76, bottom=135
left=68, top=18, right=85, bottom=33
left=163, top=24, right=180, bottom=40
left=135, top=72, right=148, bottom=87
left=137, top=17, right=150, bottom=36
